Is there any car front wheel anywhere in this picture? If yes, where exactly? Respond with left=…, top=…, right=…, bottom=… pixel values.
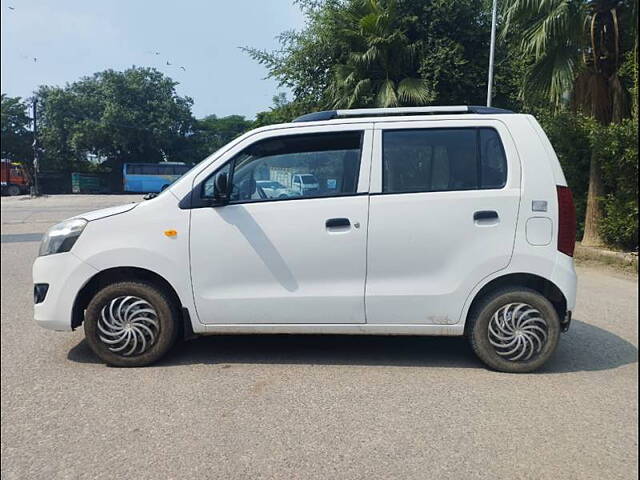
left=83, top=281, right=179, bottom=367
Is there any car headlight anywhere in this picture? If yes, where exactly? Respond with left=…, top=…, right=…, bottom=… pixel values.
left=39, top=218, right=88, bottom=256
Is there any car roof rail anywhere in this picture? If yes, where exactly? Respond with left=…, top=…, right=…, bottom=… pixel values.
left=293, top=105, right=514, bottom=122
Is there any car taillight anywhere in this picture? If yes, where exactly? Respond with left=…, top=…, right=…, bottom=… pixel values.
left=557, top=186, right=576, bottom=256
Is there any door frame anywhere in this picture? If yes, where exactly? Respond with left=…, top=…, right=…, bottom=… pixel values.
left=186, top=122, right=375, bottom=326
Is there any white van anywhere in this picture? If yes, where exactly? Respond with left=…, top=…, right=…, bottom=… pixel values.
left=33, top=106, right=577, bottom=372
left=291, top=173, right=320, bottom=196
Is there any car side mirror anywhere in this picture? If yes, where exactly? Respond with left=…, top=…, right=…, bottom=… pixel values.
left=213, top=172, right=229, bottom=205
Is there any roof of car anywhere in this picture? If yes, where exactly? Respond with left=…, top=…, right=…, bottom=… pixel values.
left=293, top=105, right=513, bottom=123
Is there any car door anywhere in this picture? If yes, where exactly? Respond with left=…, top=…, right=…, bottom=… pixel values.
left=365, top=120, right=522, bottom=325
left=189, top=125, right=373, bottom=324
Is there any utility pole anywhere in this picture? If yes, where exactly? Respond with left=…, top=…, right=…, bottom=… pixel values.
left=486, top=0, right=498, bottom=107
left=32, top=97, right=41, bottom=196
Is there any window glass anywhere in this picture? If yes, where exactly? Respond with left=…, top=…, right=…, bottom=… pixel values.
left=141, top=165, right=159, bottom=175
left=203, top=131, right=363, bottom=202
left=479, top=128, right=507, bottom=189
left=158, top=164, right=173, bottom=175
left=202, top=163, right=231, bottom=198
left=382, top=128, right=506, bottom=193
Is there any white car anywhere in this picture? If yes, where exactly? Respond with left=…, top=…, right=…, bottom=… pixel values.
left=255, top=180, right=298, bottom=199
left=33, top=106, right=577, bottom=372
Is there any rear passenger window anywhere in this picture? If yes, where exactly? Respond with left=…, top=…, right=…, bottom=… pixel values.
left=382, top=128, right=507, bottom=193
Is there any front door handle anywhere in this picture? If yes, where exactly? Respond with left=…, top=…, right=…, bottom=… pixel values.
left=326, top=218, right=351, bottom=229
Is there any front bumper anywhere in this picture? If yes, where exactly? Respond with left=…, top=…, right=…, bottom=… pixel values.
left=32, top=252, right=97, bottom=331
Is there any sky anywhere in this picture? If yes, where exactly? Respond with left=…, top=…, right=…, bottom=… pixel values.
left=1, top=0, right=306, bottom=119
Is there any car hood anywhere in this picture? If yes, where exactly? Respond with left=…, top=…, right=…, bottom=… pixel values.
left=75, top=202, right=138, bottom=222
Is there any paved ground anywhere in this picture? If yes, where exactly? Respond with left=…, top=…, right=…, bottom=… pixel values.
left=1, top=195, right=638, bottom=479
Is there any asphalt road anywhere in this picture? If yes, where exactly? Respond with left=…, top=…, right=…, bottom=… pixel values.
left=1, top=195, right=638, bottom=479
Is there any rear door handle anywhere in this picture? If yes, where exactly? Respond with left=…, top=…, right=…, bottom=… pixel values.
left=326, top=218, right=351, bottom=229
left=473, top=210, right=498, bottom=221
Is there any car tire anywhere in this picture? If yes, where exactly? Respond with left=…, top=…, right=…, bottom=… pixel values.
left=467, top=287, right=560, bottom=373
left=83, top=281, right=180, bottom=367
left=7, top=185, right=21, bottom=196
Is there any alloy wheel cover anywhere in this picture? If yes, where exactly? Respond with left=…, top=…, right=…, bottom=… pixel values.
left=488, top=302, right=549, bottom=362
left=97, top=296, right=160, bottom=356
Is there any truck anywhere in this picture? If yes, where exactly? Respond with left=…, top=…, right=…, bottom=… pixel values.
left=1, top=159, right=31, bottom=196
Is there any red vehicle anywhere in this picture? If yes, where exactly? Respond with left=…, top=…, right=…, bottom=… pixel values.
left=1, top=159, right=31, bottom=196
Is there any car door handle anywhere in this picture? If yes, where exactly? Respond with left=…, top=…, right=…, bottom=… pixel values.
left=326, top=218, right=351, bottom=229
left=473, top=210, right=498, bottom=221
left=473, top=210, right=499, bottom=226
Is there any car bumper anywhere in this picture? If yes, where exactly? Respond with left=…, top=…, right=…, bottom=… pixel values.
left=552, top=252, right=578, bottom=315
left=32, top=252, right=98, bottom=331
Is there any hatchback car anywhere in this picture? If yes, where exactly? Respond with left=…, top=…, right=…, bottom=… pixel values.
left=33, top=106, right=577, bottom=372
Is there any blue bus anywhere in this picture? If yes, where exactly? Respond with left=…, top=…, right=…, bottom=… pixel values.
left=123, top=162, right=191, bottom=193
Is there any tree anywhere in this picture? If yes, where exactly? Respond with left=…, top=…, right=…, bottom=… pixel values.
left=327, top=0, right=431, bottom=107
left=246, top=0, right=522, bottom=110
left=196, top=114, right=253, bottom=150
left=35, top=67, right=196, bottom=172
left=502, top=0, right=638, bottom=246
left=253, top=93, right=309, bottom=127
left=1, top=94, right=32, bottom=162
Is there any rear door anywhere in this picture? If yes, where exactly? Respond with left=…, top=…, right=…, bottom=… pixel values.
left=365, top=119, right=522, bottom=325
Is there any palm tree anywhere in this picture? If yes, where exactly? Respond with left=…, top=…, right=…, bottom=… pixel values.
left=328, top=0, right=432, bottom=108
left=503, top=0, right=637, bottom=246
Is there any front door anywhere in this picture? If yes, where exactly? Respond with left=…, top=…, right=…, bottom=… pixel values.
left=365, top=120, right=522, bottom=325
left=190, top=127, right=372, bottom=324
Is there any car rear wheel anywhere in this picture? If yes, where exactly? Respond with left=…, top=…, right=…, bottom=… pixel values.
left=84, top=281, right=179, bottom=367
left=467, top=287, right=560, bottom=373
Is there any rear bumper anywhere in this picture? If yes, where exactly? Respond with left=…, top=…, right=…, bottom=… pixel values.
left=32, top=252, right=97, bottom=331
left=561, top=311, right=572, bottom=332
left=551, top=252, right=578, bottom=312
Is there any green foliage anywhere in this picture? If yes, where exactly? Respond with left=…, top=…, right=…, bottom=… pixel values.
left=537, top=111, right=638, bottom=249
left=502, top=0, right=636, bottom=122
left=1, top=94, right=32, bottom=162
left=590, top=117, right=639, bottom=249
left=253, top=93, right=310, bottom=127
left=35, top=67, right=195, bottom=171
left=188, top=114, right=253, bottom=159
left=245, top=0, right=523, bottom=110
left=326, top=0, right=431, bottom=107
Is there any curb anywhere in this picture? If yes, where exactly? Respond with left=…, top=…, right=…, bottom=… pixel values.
left=574, top=243, right=638, bottom=271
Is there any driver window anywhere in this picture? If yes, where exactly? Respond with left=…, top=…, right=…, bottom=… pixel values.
left=226, top=131, right=363, bottom=203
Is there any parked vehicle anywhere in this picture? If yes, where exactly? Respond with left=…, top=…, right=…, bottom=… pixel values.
left=1, top=159, right=30, bottom=196
left=71, top=172, right=110, bottom=194
left=292, top=173, right=319, bottom=196
left=256, top=180, right=298, bottom=199
left=123, top=162, right=191, bottom=193
left=33, top=106, right=577, bottom=372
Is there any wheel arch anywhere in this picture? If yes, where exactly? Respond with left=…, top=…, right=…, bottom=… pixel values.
left=463, top=272, right=567, bottom=335
left=71, top=266, right=184, bottom=330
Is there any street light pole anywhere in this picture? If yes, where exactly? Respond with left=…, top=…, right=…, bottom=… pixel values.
left=486, top=0, right=498, bottom=107
left=32, top=97, right=40, bottom=196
